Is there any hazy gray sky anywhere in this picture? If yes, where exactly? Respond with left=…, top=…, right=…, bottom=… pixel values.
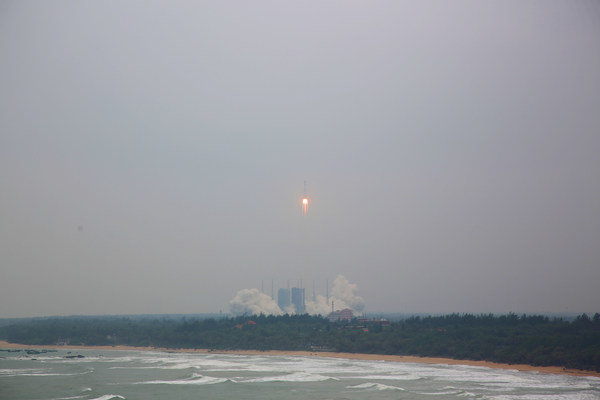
left=1, top=1, right=599, bottom=318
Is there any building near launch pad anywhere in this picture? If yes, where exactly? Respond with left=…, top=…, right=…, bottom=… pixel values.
left=277, top=288, right=290, bottom=311
left=277, top=286, right=306, bottom=314
left=291, top=287, right=306, bottom=314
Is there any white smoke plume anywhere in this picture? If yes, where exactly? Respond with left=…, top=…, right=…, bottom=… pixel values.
left=330, top=274, right=365, bottom=312
left=306, top=275, right=365, bottom=315
left=304, top=295, right=331, bottom=315
left=229, top=288, right=282, bottom=316
left=229, top=274, right=365, bottom=316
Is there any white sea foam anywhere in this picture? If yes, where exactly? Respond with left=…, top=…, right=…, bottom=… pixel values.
left=422, top=365, right=543, bottom=387
left=0, top=368, right=93, bottom=377
left=108, top=354, right=250, bottom=372
left=19, top=372, right=78, bottom=376
left=467, top=372, right=597, bottom=391
left=25, top=356, right=65, bottom=362
left=162, top=360, right=241, bottom=370
left=242, top=372, right=335, bottom=383
left=237, top=356, right=391, bottom=375
left=0, top=368, right=46, bottom=376
left=419, top=389, right=472, bottom=396
left=127, top=354, right=247, bottom=371
left=88, top=395, right=125, bottom=400
left=490, top=394, right=600, bottom=400
left=346, top=374, right=422, bottom=381
left=138, top=373, right=228, bottom=385
left=347, top=382, right=405, bottom=391
left=487, top=380, right=595, bottom=391
left=53, top=356, right=137, bottom=364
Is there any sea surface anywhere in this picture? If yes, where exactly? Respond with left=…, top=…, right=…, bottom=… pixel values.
left=1, top=348, right=599, bottom=400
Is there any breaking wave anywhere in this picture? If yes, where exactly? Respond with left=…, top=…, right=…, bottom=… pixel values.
left=88, top=396, right=125, bottom=400
left=348, top=374, right=423, bottom=381
left=242, top=372, right=336, bottom=383
left=347, top=382, right=405, bottom=391
left=137, top=372, right=229, bottom=385
left=0, top=368, right=93, bottom=377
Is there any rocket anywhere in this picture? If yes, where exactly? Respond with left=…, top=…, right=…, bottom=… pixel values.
left=301, top=180, right=309, bottom=216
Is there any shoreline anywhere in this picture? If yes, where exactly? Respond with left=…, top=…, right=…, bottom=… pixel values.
left=1, top=340, right=598, bottom=378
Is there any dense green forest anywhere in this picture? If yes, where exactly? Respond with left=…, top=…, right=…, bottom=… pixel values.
left=1, top=313, right=599, bottom=372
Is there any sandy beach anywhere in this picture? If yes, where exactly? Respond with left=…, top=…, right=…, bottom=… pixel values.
left=1, top=340, right=598, bottom=378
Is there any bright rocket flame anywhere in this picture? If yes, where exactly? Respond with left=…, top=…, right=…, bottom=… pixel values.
left=302, top=197, right=309, bottom=216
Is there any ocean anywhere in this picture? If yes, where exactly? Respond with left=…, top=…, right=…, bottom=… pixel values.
left=1, top=348, right=599, bottom=400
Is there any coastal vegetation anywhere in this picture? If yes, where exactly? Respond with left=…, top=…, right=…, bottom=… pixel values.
left=1, top=313, right=599, bottom=372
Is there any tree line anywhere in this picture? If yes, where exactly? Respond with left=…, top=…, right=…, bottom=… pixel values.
left=1, top=313, right=598, bottom=372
